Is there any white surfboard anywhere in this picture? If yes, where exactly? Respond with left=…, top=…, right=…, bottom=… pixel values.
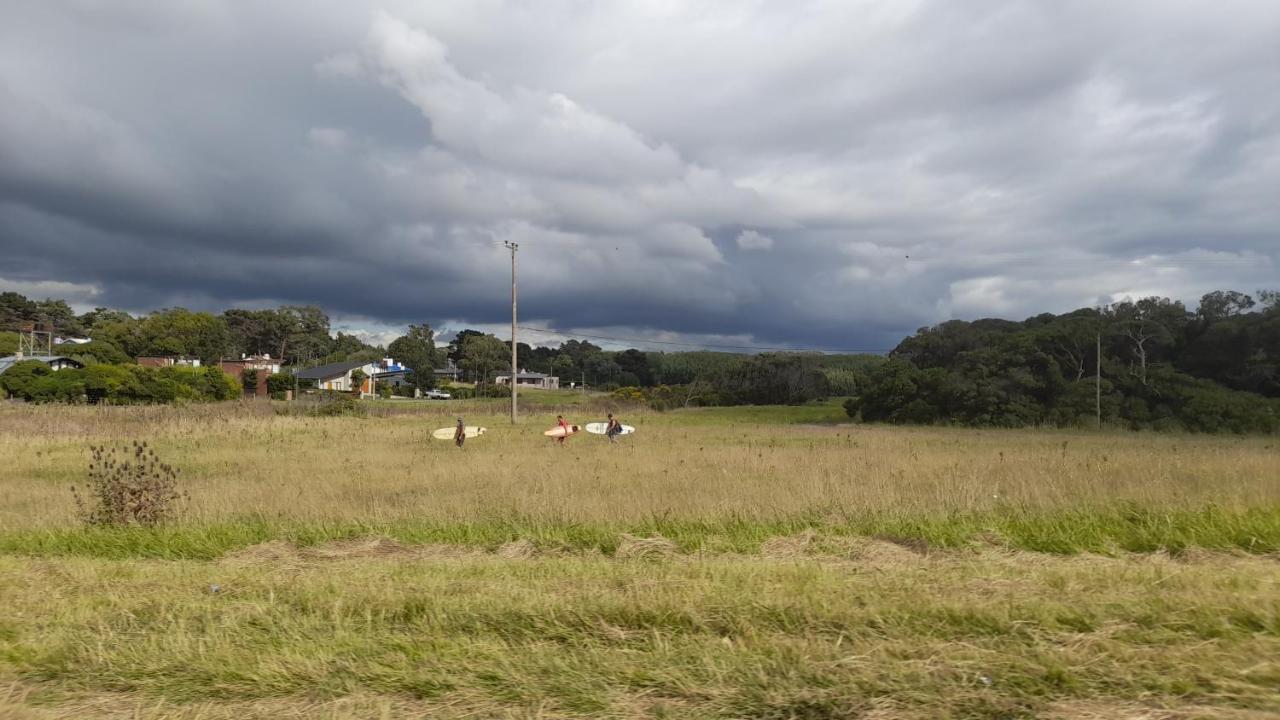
left=584, top=422, right=636, bottom=435
left=432, top=426, right=486, bottom=440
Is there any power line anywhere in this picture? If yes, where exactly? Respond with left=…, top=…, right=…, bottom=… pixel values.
left=515, top=325, right=893, bottom=355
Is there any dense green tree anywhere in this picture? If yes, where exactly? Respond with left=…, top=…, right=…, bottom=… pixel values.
left=447, top=330, right=486, bottom=365
left=712, top=353, right=830, bottom=406
left=388, top=324, right=440, bottom=391
left=582, top=352, right=622, bottom=386
left=1196, top=290, right=1255, bottom=324
left=551, top=353, right=575, bottom=380
left=523, top=344, right=559, bottom=375
left=1105, top=297, right=1188, bottom=386
left=90, top=316, right=145, bottom=358
left=78, top=307, right=134, bottom=331
left=323, top=332, right=378, bottom=364
left=57, top=340, right=131, bottom=366
left=650, top=351, right=743, bottom=386
left=0, top=292, right=37, bottom=328
left=280, top=305, right=333, bottom=364
left=848, top=289, right=1279, bottom=433
left=224, top=308, right=292, bottom=358
left=137, top=309, right=233, bottom=363
left=614, top=349, right=652, bottom=386
left=458, top=334, right=507, bottom=388
left=33, top=299, right=85, bottom=336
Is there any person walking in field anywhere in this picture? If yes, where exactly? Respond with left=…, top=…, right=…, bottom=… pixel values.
left=605, top=412, right=622, bottom=444
left=555, top=414, right=570, bottom=445
left=453, top=416, right=466, bottom=448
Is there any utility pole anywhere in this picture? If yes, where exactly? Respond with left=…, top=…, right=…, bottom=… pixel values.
left=504, top=241, right=519, bottom=424
left=1095, top=330, right=1102, bottom=429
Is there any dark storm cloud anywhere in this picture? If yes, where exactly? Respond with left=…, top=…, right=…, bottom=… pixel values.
left=1, top=0, right=1277, bottom=350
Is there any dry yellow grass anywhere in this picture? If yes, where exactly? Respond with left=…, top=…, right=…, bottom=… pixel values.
left=2, top=401, right=1278, bottom=718
left=1, top=401, right=1275, bottom=531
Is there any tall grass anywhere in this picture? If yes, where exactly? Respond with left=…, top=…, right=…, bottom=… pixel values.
left=1, top=401, right=1276, bottom=549
left=3, top=402, right=1279, bottom=717
left=2, top=552, right=1278, bottom=718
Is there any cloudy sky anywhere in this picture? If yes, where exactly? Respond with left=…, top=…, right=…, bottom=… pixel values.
left=1, top=1, right=1277, bottom=351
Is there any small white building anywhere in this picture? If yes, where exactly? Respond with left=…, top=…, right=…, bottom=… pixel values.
left=494, top=370, right=560, bottom=390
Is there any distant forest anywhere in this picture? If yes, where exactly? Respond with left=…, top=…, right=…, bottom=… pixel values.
left=851, top=290, right=1279, bottom=433
left=2, top=288, right=1277, bottom=433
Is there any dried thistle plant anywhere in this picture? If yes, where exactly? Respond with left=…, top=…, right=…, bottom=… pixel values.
left=71, top=441, right=187, bottom=526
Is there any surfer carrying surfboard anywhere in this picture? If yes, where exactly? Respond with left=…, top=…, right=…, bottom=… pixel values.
left=605, top=413, right=622, bottom=444
left=453, top=417, right=466, bottom=448
left=555, top=415, right=570, bottom=445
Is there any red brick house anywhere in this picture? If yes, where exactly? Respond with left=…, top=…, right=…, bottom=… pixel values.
left=218, top=355, right=282, bottom=397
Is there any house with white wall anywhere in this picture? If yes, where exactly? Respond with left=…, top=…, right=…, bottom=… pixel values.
left=494, top=370, right=560, bottom=390
left=294, top=358, right=405, bottom=396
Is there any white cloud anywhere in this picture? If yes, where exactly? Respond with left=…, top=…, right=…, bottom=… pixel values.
left=365, top=12, right=684, bottom=183
left=0, top=276, right=101, bottom=312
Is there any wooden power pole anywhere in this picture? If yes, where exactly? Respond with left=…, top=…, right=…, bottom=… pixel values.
left=1095, top=330, right=1102, bottom=429
left=504, top=241, right=519, bottom=424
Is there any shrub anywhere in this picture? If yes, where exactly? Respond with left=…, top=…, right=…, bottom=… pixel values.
left=82, top=364, right=131, bottom=404
left=0, top=360, right=52, bottom=399
left=612, top=387, right=645, bottom=403
left=266, top=372, right=294, bottom=395
left=349, top=369, right=367, bottom=397
left=309, top=396, right=366, bottom=417
left=71, top=442, right=185, bottom=526
left=241, top=369, right=259, bottom=395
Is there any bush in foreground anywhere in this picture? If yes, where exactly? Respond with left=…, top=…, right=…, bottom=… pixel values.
left=71, top=441, right=185, bottom=526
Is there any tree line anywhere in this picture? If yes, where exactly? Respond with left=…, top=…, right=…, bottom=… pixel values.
left=847, top=290, right=1280, bottom=433
left=4, top=288, right=1278, bottom=433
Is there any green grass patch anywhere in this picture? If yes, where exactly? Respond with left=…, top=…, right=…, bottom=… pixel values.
left=3, top=505, right=1276, bottom=560
left=2, top=552, right=1277, bottom=716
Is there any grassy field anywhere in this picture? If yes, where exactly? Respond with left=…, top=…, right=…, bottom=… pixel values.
left=1, top=397, right=1278, bottom=718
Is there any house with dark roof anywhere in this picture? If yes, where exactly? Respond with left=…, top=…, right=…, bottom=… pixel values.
left=294, top=357, right=406, bottom=395
left=0, top=355, right=85, bottom=375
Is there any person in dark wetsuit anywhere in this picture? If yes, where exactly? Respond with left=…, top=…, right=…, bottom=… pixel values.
left=453, top=417, right=466, bottom=448
left=605, top=412, right=622, bottom=444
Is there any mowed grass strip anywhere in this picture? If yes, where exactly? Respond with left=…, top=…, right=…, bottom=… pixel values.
left=2, top=553, right=1278, bottom=718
